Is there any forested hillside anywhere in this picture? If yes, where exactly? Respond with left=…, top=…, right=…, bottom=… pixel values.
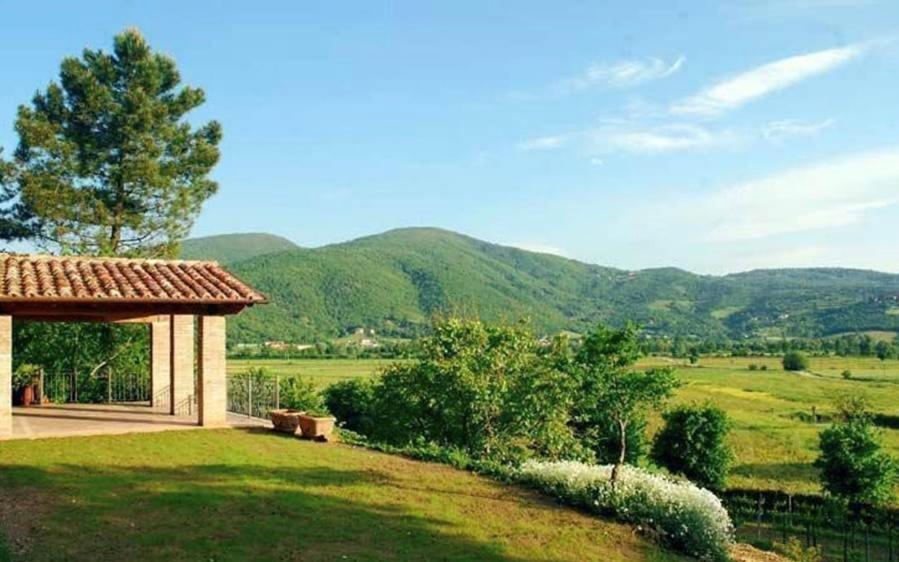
left=181, top=233, right=298, bottom=264
left=186, top=228, right=899, bottom=343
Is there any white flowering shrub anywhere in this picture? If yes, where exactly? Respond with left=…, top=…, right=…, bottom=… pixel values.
left=514, top=460, right=733, bottom=561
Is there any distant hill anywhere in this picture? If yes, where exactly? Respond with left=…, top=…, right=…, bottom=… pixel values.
left=185, top=228, right=899, bottom=343
left=181, top=233, right=298, bottom=264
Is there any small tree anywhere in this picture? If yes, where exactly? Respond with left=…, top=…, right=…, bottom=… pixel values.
left=782, top=351, right=809, bottom=372
left=651, top=404, right=733, bottom=490
left=688, top=348, right=700, bottom=366
left=572, top=324, right=679, bottom=483
left=815, top=396, right=897, bottom=505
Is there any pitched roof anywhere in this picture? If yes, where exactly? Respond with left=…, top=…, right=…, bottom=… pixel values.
left=0, top=254, right=266, bottom=305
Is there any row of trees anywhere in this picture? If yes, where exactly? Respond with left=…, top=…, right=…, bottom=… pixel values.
left=654, top=333, right=899, bottom=360
left=324, top=318, right=733, bottom=488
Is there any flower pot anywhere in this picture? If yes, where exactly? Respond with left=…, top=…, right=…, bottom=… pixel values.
left=297, top=414, right=336, bottom=442
left=21, top=385, right=34, bottom=407
left=270, top=409, right=305, bottom=434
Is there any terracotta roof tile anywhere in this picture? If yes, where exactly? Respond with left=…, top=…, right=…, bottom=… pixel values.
left=0, top=254, right=266, bottom=305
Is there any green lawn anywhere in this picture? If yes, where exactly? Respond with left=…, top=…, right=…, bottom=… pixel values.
left=0, top=429, right=686, bottom=562
left=228, top=355, right=899, bottom=496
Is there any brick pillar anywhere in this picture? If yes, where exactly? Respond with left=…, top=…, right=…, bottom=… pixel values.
left=169, top=315, right=194, bottom=416
left=149, top=317, right=171, bottom=410
left=198, top=315, right=227, bottom=427
left=0, top=316, right=10, bottom=439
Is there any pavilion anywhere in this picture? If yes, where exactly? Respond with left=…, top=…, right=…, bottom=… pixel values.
left=0, top=253, right=266, bottom=439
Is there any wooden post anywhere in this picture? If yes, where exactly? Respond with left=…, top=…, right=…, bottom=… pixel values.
left=247, top=374, right=253, bottom=419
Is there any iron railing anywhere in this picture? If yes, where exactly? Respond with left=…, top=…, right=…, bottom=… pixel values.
left=41, top=369, right=150, bottom=404
left=227, top=371, right=281, bottom=419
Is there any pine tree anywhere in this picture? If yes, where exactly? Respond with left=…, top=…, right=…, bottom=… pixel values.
left=0, top=28, right=221, bottom=258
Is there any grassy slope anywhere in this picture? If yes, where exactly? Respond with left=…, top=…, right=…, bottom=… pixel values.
left=230, top=356, right=899, bottom=496
left=0, top=430, right=685, bottom=562
left=180, top=233, right=298, bottom=264
left=216, top=227, right=899, bottom=343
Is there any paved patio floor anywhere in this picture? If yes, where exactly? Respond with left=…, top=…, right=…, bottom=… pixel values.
left=10, top=403, right=269, bottom=440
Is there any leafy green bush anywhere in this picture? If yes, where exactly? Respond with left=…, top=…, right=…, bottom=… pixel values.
left=12, top=363, right=41, bottom=391
left=279, top=375, right=325, bottom=413
left=514, top=460, right=733, bottom=561
left=776, top=537, right=822, bottom=562
left=782, top=351, right=809, bottom=371
left=841, top=369, right=853, bottom=380
left=651, top=404, right=733, bottom=490
left=366, top=318, right=585, bottom=463
left=323, top=379, right=374, bottom=434
left=748, top=363, right=758, bottom=371
left=815, top=404, right=897, bottom=505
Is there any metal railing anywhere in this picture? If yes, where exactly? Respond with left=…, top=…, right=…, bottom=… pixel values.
left=41, top=369, right=150, bottom=404
left=227, top=372, right=281, bottom=419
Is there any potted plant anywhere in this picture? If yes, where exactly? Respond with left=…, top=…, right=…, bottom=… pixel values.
left=12, top=364, right=41, bottom=407
left=297, top=412, right=337, bottom=442
left=269, top=408, right=306, bottom=434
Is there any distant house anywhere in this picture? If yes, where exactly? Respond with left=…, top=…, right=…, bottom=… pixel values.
left=264, top=341, right=314, bottom=351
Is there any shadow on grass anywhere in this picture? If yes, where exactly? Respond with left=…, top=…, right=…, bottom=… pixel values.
left=0, top=441, right=539, bottom=562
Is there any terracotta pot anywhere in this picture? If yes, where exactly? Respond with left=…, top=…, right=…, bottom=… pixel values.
left=269, top=409, right=305, bottom=434
left=20, top=385, right=34, bottom=407
left=297, top=414, right=336, bottom=442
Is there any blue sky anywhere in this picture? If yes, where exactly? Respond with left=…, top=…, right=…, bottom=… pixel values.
left=1, top=1, right=898, bottom=274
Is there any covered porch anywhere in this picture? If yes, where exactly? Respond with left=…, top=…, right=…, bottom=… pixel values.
left=0, top=253, right=267, bottom=440
left=11, top=403, right=266, bottom=440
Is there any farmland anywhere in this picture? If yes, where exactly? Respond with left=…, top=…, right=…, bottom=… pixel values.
left=229, top=355, right=899, bottom=496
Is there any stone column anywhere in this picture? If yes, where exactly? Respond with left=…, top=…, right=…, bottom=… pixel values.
left=169, top=315, right=195, bottom=416
left=198, top=315, right=227, bottom=427
left=149, top=316, right=171, bottom=410
left=0, top=316, right=10, bottom=439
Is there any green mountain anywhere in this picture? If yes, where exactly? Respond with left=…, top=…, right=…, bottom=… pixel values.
left=186, top=228, right=899, bottom=343
left=180, top=233, right=298, bottom=264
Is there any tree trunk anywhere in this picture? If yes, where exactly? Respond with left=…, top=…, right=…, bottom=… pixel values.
left=611, top=419, right=627, bottom=485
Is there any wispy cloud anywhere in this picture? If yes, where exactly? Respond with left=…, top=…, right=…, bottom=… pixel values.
left=519, top=123, right=740, bottom=155
left=688, top=147, right=899, bottom=241
left=518, top=134, right=572, bottom=151
left=595, top=124, right=741, bottom=154
left=762, top=118, right=835, bottom=141
left=672, top=43, right=870, bottom=116
left=556, top=56, right=685, bottom=93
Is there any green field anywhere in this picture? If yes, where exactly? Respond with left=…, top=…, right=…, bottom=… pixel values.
left=0, top=430, right=686, bottom=562
left=228, top=358, right=396, bottom=388
left=229, top=355, right=899, bottom=496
